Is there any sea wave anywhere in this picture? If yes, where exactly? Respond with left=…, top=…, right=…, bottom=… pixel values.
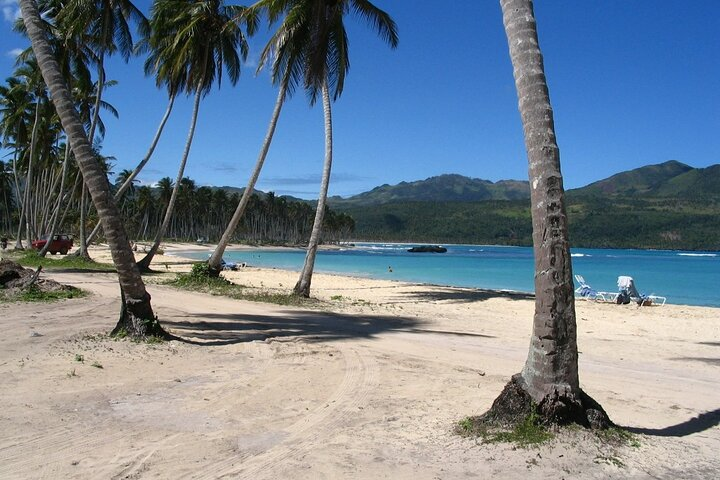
left=677, top=253, right=717, bottom=257
left=571, top=253, right=590, bottom=257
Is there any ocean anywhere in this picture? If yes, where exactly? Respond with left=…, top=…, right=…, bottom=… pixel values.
left=177, top=243, right=720, bottom=308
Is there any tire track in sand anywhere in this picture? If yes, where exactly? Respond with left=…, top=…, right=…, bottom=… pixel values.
left=194, top=343, right=377, bottom=479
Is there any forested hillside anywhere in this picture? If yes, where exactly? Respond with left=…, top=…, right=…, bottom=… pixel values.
left=331, top=161, right=720, bottom=250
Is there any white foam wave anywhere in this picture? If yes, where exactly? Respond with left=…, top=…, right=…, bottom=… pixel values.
left=677, top=253, right=717, bottom=257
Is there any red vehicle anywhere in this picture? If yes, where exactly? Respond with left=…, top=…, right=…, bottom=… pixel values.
left=31, top=234, right=73, bottom=255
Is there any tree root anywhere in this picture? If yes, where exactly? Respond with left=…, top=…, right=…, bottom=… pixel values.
left=479, top=374, right=612, bottom=430
left=111, top=289, right=167, bottom=340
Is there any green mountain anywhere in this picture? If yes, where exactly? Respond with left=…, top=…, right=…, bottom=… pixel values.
left=331, top=174, right=530, bottom=205
left=330, top=161, right=720, bottom=250
left=571, top=160, right=694, bottom=197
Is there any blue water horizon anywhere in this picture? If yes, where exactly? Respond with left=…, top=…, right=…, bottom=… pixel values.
left=177, top=243, right=719, bottom=308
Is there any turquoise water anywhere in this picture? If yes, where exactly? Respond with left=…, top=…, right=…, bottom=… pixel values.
left=178, top=243, right=720, bottom=307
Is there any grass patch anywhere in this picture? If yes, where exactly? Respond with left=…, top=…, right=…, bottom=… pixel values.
left=74, top=354, right=84, bottom=363
left=0, top=284, right=87, bottom=303
left=90, top=361, right=103, bottom=369
left=8, top=250, right=114, bottom=271
left=595, top=426, right=641, bottom=448
left=457, top=411, right=554, bottom=448
left=166, top=263, right=316, bottom=307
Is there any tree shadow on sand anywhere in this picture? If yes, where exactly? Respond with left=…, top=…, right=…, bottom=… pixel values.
left=165, top=309, right=498, bottom=346
left=625, top=408, right=720, bottom=437
left=404, top=288, right=534, bottom=304
left=165, top=309, right=424, bottom=346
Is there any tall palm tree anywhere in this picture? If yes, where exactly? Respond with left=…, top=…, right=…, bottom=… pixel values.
left=59, top=0, right=148, bottom=144
left=296, top=0, right=397, bottom=297
left=243, top=0, right=397, bottom=295
left=19, top=0, right=164, bottom=338
left=488, top=0, right=609, bottom=427
left=136, top=0, right=249, bottom=271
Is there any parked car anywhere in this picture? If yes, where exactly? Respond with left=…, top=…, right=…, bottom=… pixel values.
left=31, top=234, right=73, bottom=255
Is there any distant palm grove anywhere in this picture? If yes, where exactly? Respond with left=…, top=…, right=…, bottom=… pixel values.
left=0, top=0, right=382, bottom=255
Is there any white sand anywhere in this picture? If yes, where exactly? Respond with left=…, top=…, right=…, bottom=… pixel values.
left=1, top=244, right=718, bottom=479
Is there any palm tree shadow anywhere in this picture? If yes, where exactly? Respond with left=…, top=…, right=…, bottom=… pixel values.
left=625, top=408, right=720, bottom=437
left=164, top=309, right=424, bottom=346
left=405, top=288, right=534, bottom=304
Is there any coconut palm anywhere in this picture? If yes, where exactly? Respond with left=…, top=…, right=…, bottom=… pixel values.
left=485, top=0, right=610, bottom=427
left=136, top=0, right=249, bottom=271
left=271, top=0, right=397, bottom=297
left=0, top=75, right=33, bottom=246
left=209, top=1, right=397, bottom=279
left=59, top=0, right=148, bottom=144
left=0, top=160, right=15, bottom=234
left=19, top=0, right=163, bottom=337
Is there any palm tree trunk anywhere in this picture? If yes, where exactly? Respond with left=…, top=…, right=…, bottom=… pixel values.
left=73, top=61, right=104, bottom=256
left=24, top=99, right=41, bottom=246
left=489, top=0, right=609, bottom=427
left=38, top=144, right=69, bottom=256
left=293, top=78, right=333, bottom=298
left=19, top=0, right=163, bottom=338
left=86, top=93, right=176, bottom=245
left=11, top=148, right=24, bottom=248
left=77, top=185, right=90, bottom=257
left=137, top=85, right=202, bottom=271
left=208, top=73, right=289, bottom=273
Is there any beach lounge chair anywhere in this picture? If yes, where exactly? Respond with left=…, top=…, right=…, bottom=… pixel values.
left=574, top=275, right=615, bottom=302
left=220, top=259, right=238, bottom=271
left=616, top=276, right=666, bottom=306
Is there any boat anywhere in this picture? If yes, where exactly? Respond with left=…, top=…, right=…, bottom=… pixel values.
left=407, top=245, right=447, bottom=253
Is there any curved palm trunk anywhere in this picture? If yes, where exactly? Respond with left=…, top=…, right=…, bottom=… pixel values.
left=208, top=74, right=289, bottom=273
left=19, top=0, right=163, bottom=338
left=293, top=78, right=332, bottom=298
left=491, top=0, right=608, bottom=427
left=86, top=93, right=176, bottom=245
left=72, top=59, right=104, bottom=258
left=38, top=144, right=69, bottom=257
left=137, top=86, right=202, bottom=271
left=23, top=100, right=41, bottom=246
left=77, top=186, right=90, bottom=257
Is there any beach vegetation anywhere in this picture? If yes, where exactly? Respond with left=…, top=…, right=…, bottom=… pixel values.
left=91, top=361, right=103, bottom=369
left=9, top=250, right=114, bottom=271
left=74, top=354, right=84, bottom=363
left=457, top=410, right=554, bottom=448
left=169, top=265, right=314, bottom=307
left=0, top=283, right=86, bottom=303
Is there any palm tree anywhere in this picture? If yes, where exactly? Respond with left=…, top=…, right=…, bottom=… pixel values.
left=19, top=0, right=164, bottom=338
left=484, top=0, right=610, bottom=427
left=295, top=0, right=397, bottom=297
left=0, top=160, right=15, bottom=234
left=136, top=0, right=249, bottom=271
left=242, top=0, right=396, bottom=295
left=59, top=0, right=148, bottom=144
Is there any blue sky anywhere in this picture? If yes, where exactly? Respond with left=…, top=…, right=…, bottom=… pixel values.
left=2, top=0, right=719, bottom=199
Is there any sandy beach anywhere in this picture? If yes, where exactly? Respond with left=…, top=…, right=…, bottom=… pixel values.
left=1, top=243, right=719, bottom=479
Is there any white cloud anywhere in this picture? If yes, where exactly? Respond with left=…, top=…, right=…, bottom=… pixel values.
left=2, top=0, right=19, bottom=22
left=6, top=47, right=22, bottom=58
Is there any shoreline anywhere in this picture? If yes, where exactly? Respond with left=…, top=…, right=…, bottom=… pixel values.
left=164, top=242, right=719, bottom=309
